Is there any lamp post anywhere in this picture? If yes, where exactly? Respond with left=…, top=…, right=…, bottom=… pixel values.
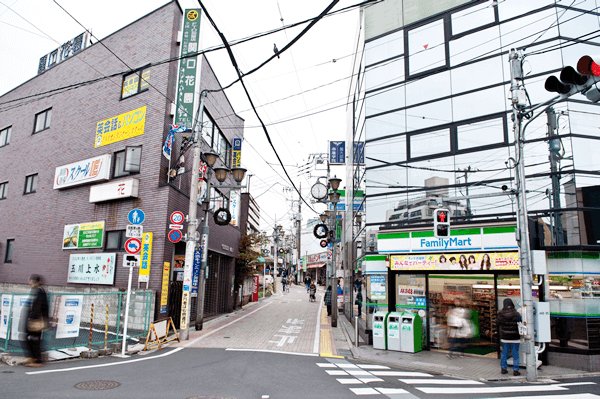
left=328, top=176, right=342, bottom=328
left=180, top=90, right=247, bottom=340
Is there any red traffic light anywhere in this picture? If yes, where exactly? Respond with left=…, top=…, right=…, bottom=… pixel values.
left=436, top=211, right=448, bottom=223
left=577, top=55, right=600, bottom=76
left=320, top=240, right=327, bottom=248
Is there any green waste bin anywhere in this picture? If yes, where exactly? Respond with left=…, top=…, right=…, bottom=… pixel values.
left=372, top=311, right=389, bottom=350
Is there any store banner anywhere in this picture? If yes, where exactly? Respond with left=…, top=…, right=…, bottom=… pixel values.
left=390, top=252, right=519, bottom=271
left=252, top=275, right=259, bottom=302
left=229, top=190, right=240, bottom=226
left=55, top=295, right=83, bottom=339
left=54, top=154, right=111, bottom=189
left=62, top=221, right=105, bottom=249
left=160, top=262, right=170, bottom=313
left=174, top=9, right=201, bottom=129
left=370, top=275, right=386, bottom=300
left=94, top=106, right=147, bottom=148
left=139, top=232, right=153, bottom=282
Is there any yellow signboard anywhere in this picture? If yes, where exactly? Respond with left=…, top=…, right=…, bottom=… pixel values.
left=95, top=106, right=147, bottom=148
left=160, top=262, right=170, bottom=313
left=139, top=232, right=153, bottom=282
left=390, top=252, right=519, bottom=271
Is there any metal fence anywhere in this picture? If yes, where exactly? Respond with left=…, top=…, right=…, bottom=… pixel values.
left=0, top=291, right=153, bottom=354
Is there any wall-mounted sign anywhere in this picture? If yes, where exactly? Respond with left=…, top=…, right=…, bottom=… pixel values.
left=353, top=141, right=365, bottom=164
left=191, top=246, right=202, bottom=297
left=174, top=9, right=202, bottom=129
left=62, top=221, right=105, bottom=249
left=139, top=232, right=153, bottom=283
left=232, top=138, right=242, bottom=168
left=160, top=262, right=170, bottom=313
left=67, top=253, right=116, bottom=285
left=390, top=252, right=519, bottom=271
left=95, top=106, right=147, bottom=148
left=38, top=32, right=89, bottom=75
left=89, top=178, right=139, bottom=203
left=229, top=190, right=240, bottom=226
left=54, top=154, right=111, bottom=189
left=307, top=252, right=328, bottom=264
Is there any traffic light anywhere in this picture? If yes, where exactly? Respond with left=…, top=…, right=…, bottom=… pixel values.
left=320, top=240, right=327, bottom=248
left=434, top=208, right=450, bottom=238
left=544, top=55, right=600, bottom=101
left=327, top=229, right=335, bottom=245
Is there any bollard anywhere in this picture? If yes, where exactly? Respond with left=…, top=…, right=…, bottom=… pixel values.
left=355, top=316, right=359, bottom=347
left=104, top=304, right=109, bottom=350
left=89, top=303, right=94, bottom=351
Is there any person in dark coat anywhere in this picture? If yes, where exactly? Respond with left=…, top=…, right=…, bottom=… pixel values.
left=324, top=286, right=332, bottom=316
left=355, top=289, right=363, bottom=317
left=497, top=298, right=522, bottom=375
left=25, top=274, right=49, bottom=367
left=304, top=276, right=311, bottom=292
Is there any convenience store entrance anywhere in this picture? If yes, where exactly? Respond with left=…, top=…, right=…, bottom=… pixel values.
left=395, top=273, right=522, bottom=356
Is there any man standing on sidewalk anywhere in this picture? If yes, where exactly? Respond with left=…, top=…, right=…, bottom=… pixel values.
left=304, top=276, right=311, bottom=292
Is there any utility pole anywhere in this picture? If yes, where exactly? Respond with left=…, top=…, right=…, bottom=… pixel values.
left=547, top=107, right=565, bottom=245
left=297, top=183, right=302, bottom=285
left=509, top=49, right=537, bottom=382
left=459, top=166, right=474, bottom=219
left=331, top=199, right=338, bottom=328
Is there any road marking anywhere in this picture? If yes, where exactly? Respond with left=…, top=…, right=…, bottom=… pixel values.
left=262, top=396, right=269, bottom=398
left=317, top=363, right=337, bottom=368
left=399, top=378, right=484, bottom=385
left=350, top=388, right=380, bottom=395
left=376, top=388, right=409, bottom=394
left=326, top=370, right=349, bottom=375
left=356, top=364, right=390, bottom=369
left=476, top=394, right=600, bottom=399
left=337, top=364, right=360, bottom=368
left=26, top=302, right=273, bottom=375
left=338, top=378, right=364, bottom=384
left=359, top=378, right=384, bottom=383
left=416, top=383, right=596, bottom=395
left=371, top=371, right=432, bottom=377
left=225, top=348, right=318, bottom=357
left=347, top=370, right=373, bottom=376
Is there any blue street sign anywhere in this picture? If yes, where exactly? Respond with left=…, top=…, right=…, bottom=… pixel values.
left=329, top=141, right=345, bottom=164
left=192, top=246, right=202, bottom=296
left=327, top=242, right=332, bottom=248
left=128, top=209, right=145, bottom=225
left=353, top=141, right=365, bottom=164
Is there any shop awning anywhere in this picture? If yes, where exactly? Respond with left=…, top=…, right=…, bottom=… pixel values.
left=307, top=263, right=326, bottom=269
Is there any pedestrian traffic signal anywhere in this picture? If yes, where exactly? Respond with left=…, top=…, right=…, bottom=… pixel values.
left=320, top=239, right=327, bottom=248
left=545, top=56, right=600, bottom=101
left=434, top=208, right=450, bottom=238
left=327, top=229, right=335, bottom=244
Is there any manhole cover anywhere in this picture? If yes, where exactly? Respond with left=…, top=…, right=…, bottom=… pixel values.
left=74, top=380, right=121, bottom=390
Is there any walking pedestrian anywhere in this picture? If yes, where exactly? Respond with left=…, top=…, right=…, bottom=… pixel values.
left=309, top=281, right=317, bottom=302
left=324, top=286, right=332, bottom=316
left=24, top=274, right=49, bottom=367
left=355, top=288, right=363, bottom=317
left=446, top=299, right=472, bottom=358
left=281, top=275, right=287, bottom=293
left=304, top=276, right=311, bottom=292
left=497, top=298, right=522, bottom=376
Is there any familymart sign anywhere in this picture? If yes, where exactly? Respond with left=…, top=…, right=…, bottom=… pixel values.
left=377, top=226, right=518, bottom=254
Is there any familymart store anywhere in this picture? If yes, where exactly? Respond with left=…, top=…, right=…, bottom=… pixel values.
left=378, top=224, right=532, bottom=355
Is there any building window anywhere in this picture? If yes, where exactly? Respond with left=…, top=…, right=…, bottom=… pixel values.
left=0, top=126, right=11, bottom=147
left=121, top=68, right=150, bottom=99
left=33, top=108, right=52, bottom=133
left=114, top=147, right=142, bottom=178
left=4, top=239, right=14, bottom=263
left=105, top=230, right=126, bottom=251
left=214, top=132, right=232, bottom=167
left=0, top=182, right=6, bottom=200
left=24, top=174, right=37, bottom=194
left=427, top=209, right=433, bottom=216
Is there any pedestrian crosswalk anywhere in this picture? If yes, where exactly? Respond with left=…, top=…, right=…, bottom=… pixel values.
left=316, top=361, right=599, bottom=398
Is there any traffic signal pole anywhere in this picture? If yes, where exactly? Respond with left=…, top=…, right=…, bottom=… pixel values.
left=509, top=49, right=538, bottom=382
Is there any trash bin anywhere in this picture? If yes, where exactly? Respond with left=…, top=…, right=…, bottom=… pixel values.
left=399, top=312, right=423, bottom=353
left=372, top=311, right=389, bottom=350
left=387, top=312, right=402, bottom=351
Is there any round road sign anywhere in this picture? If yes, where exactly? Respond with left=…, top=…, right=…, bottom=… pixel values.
left=168, top=229, right=183, bottom=243
left=124, top=238, right=142, bottom=254
left=128, top=209, right=145, bottom=225
left=170, top=211, right=184, bottom=224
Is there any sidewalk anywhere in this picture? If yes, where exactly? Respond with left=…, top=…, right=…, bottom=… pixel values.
left=333, top=315, right=599, bottom=382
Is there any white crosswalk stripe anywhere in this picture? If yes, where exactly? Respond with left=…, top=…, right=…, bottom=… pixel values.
left=399, top=378, right=484, bottom=385
left=370, top=371, right=432, bottom=377
left=477, top=395, right=600, bottom=399
left=416, top=382, right=596, bottom=395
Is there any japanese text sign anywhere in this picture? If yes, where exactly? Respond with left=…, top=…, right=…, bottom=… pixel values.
left=329, top=141, right=345, bottom=164
left=139, top=232, right=153, bottom=282
left=94, top=106, right=147, bottom=148
left=232, top=138, right=242, bottom=168
left=54, top=154, right=111, bottom=189
left=62, top=221, right=105, bottom=249
left=67, top=253, right=116, bottom=285
left=174, top=9, right=201, bottom=129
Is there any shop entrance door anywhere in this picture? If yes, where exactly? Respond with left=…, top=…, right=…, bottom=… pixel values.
left=428, top=274, right=498, bottom=356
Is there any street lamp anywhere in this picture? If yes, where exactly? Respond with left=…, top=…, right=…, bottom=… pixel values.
left=328, top=176, right=342, bottom=328
left=319, top=213, right=327, bottom=223
left=180, top=90, right=247, bottom=339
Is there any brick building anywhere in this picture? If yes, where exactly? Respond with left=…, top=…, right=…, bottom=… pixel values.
left=0, top=1, right=245, bottom=324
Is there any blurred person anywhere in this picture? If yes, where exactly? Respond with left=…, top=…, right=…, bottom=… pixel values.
left=324, top=286, right=332, bottom=316
left=304, top=276, right=311, bottom=292
left=281, top=275, right=287, bottom=292
left=497, top=298, right=522, bottom=376
left=446, top=299, right=473, bottom=358
left=309, top=281, right=317, bottom=302
left=355, top=287, right=363, bottom=317
left=24, top=274, right=49, bottom=367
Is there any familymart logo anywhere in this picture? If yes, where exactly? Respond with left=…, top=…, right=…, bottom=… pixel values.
left=419, top=237, right=474, bottom=250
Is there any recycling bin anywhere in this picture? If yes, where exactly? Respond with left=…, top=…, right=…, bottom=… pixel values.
left=386, top=312, right=402, bottom=351
left=372, top=311, right=389, bottom=350
left=399, top=312, right=423, bottom=353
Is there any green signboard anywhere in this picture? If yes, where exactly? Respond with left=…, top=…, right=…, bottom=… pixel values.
left=63, top=221, right=105, bottom=249
left=174, top=9, right=201, bottom=129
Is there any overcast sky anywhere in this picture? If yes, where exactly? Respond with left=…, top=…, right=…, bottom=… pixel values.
left=0, top=0, right=358, bottom=233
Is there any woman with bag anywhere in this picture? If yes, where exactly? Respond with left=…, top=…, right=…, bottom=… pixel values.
left=25, top=274, right=49, bottom=367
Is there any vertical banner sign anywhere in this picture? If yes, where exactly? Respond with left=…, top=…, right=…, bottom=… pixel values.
left=232, top=138, right=242, bottom=168
left=302, top=256, right=307, bottom=272
left=174, top=9, right=201, bottom=129
left=191, top=246, right=202, bottom=297
left=181, top=239, right=195, bottom=330
left=252, top=275, right=259, bottom=302
left=353, top=141, right=365, bottom=164
left=55, top=295, right=83, bottom=339
left=329, top=141, right=345, bottom=164
left=229, top=190, right=240, bottom=226
left=160, top=262, right=170, bottom=313
left=139, top=232, right=153, bottom=282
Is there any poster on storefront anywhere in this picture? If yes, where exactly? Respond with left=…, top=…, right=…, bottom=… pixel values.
left=390, top=252, right=519, bottom=271
left=55, top=295, right=83, bottom=339
left=370, top=275, right=386, bottom=300
left=398, top=285, right=425, bottom=296
left=0, top=295, right=12, bottom=339
left=10, top=295, right=31, bottom=341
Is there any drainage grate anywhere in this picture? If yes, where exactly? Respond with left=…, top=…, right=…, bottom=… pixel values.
left=74, top=380, right=121, bottom=390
